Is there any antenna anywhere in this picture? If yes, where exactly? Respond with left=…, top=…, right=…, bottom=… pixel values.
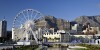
left=3, top=16, right=5, bottom=21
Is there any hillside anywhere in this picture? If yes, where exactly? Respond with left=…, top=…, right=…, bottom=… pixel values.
left=37, top=15, right=100, bottom=30
left=74, top=15, right=100, bottom=27
left=36, top=15, right=71, bottom=30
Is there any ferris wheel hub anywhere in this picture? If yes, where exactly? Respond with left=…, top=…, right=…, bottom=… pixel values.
left=24, top=20, right=35, bottom=29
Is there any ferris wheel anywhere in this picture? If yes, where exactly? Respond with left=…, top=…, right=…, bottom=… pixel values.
left=13, top=9, right=43, bottom=29
left=12, top=9, right=44, bottom=44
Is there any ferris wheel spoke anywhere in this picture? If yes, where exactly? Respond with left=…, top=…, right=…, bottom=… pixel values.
left=14, top=25, right=20, bottom=28
left=33, top=13, right=38, bottom=20
left=15, top=20, right=24, bottom=25
left=18, top=17, right=24, bottom=22
left=22, top=12, right=28, bottom=21
left=34, top=15, right=41, bottom=20
left=16, top=20, right=21, bottom=24
left=16, top=15, right=26, bottom=24
left=19, top=17, right=26, bottom=23
left=30, top=11, right=34, bottom=20
left=27, top=10, right=30, bottom=20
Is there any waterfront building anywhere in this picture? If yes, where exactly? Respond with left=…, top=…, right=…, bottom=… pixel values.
left=72, top=24, right=82, bottom=33
left=95, top=34, right=100, bottom=44
left=83, top=27, right=99, bottom=34
left=43, top=29, right=70, bottom=42
left=70, top=33, right=94, bottom=43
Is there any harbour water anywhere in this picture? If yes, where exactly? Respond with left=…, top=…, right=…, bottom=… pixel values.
left=43, top=46, right=68, bottom=50
left=47, top=47, right=67, bottom=50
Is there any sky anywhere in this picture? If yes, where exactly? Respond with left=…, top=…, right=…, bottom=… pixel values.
left=0, top=0, right=100, bottom=30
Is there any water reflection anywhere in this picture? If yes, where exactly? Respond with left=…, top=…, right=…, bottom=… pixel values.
left=60, top=46, right=67, bottom=50
left=43, top=46, right=67, bottom=50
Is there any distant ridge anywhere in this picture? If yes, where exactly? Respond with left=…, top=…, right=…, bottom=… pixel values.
left=74, top=15, right=100, bottom=27
left=37, top=15, right=100, bottom=30
left=37, top=15, right=71, bottom=30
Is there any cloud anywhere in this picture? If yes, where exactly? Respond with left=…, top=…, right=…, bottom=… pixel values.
left=96, top=4, right=100, bottom=7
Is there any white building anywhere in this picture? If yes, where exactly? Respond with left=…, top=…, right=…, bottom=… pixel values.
left=83, top=27, right=99, bottom=34
left=95, top=34, right=100, bottom=44
left=72, top=24, right=82, bottom=32
left=43, top=29, right=70, bottom=42
left=70, top=33, right=94, bottom=43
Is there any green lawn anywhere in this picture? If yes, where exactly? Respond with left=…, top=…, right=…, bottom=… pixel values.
left=16, top=45, right=39, bottom=50
left=77, top=44, right=100, bottom=50
left=71, top=48, right=87, bottom=50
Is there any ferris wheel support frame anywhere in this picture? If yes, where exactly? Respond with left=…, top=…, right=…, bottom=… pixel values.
left=12, top=9, right=44, bottom=45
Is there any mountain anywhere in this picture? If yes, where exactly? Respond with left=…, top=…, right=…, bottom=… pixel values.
left=37, top=15, right=100, bottom=31
left=36, top=15, right=71, bottom=30
left=74, top=15, right=100, bottom=27
left=36, top=15, right=100, bottom=31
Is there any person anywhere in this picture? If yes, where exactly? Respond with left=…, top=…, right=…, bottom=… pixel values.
left=98, top=40, right=99, bottom=44
left=67, top=45, right=69, bottom=48
left=13, top=45, right=15, bottom=50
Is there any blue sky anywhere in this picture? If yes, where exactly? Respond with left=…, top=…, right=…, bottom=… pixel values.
left=0, top=0, right=100, bottom=30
